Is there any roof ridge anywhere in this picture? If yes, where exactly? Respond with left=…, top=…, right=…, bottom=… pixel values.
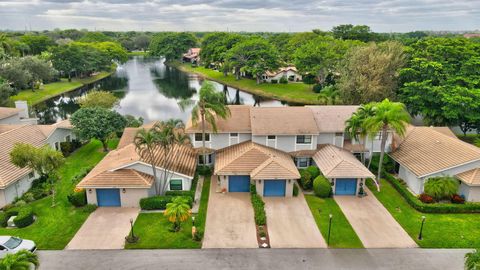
left=424, top=127, right=480, bottom=153
left=131, top=169, right=153, bottom=186
left=215, top=141, right=255, bottom=173
left=0, top=124, right=29, bottom=137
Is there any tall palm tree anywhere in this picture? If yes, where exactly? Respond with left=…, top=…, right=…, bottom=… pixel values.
left=134, top=128, right=161, bottom=195
left=0, top=250, right=39, bottom=270
left=164, top=196, right=192, bottom=232
left=179, top=81, right=231, bottom=163
left=364, top=99, right=410, bottom=186
left=0, top=34, right=12, bottom=59
left=317, top=86, right=342, bottom=105
left=345, top=112, right=366, bottom=164
left=154, top=119, right=191, bottom=194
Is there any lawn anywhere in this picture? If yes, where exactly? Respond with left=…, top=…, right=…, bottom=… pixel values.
left=10, top=71, right=113, bottom=106
left=0, top=139, right=115, bottom=249
left=305, top=195, right=363, bottom=248
left=367, top=178, right=480, bottom=248
left=125, top=176, right=211, bottom=249
left=177, top=64, right=321, bottom=105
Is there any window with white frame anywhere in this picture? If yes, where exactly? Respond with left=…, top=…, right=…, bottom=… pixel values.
left=297, top=157, right=310, bottom=168
left=194, top=133, right=210, bottom=142
left=198, top=154, right=213, bottom=165
left=296, top=135, right=312, bottom=144
left=230, top=133, right=238, bottom=137
left=169, top=179, right=183, bottom=190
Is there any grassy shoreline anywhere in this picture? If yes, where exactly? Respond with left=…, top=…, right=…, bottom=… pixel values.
left=10, top=70, right=114, bottom=106
left=172, top=62, right=322, bottom=105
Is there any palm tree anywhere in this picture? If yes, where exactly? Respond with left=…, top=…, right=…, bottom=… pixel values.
left=154, top=119, right=191, bottom=194
left=465, top=249, right=480, bottom=270
left=0, top=34, right=12, bottom=59
left=0, top=250, right=39, bottom=270
left=179, top=81, right=230, bottom=163
left=345, top=112, right=366, bottom=164
left=164, top=196, right=192, bottom=232
left=317, top=86, right=342, bottom=105
left=134, top=128, right=161, bottom=195
left=364, top=99, right=410, bottom=185
left=424, top=177, right=459, bottom=202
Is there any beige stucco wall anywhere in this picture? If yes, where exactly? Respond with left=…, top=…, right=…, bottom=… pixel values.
left=85, top=188, right=148, bottom=207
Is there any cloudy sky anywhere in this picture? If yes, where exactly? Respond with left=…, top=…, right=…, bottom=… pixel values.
left=0, top=0, right=479, bottom=32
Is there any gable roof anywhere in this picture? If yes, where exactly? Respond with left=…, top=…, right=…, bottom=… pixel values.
left=390, top=126, right=480, bottom=177
left=77, top=169, right=154, bottom=188
left=0, top=107, right=22, bottom=120
left=185, top=105, right=251, bottom=133
left=250, top=107, right=318, bottom=135
left=265, top=66, right=299, bottom=77
left=214, top=141, right=299, bottom=179
left=456, top=168, right=480, bottom=186
left=313, top=144, right=374, bottom=179
left=307, top=106, right=359, bottom=133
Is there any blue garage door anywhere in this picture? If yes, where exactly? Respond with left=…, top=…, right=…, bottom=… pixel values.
left=96, top=189, right=121, bottom=207
left=264, top=180, right=286, bottom=197
left=335, top=179, right=357, bottom=195
left=229, top=176, right=250, bottom=192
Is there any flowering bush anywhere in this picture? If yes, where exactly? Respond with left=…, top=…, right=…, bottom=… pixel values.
left=451, top=194, right=465, bottom=204
left=419, top=193, right=434, bottom=204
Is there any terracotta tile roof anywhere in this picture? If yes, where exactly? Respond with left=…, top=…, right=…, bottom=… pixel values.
left=265, top=66, right=299, bottom=77
left=0, top=124, right=24, bottom=134
left=313, top=144, right=374, bottom=179
left=78, top=169, right=154, bottom=188
left=430, top=127, right=456, bottom=138
left=289, top=149, right=319, bottom=158
left=307, top=106, right=359, bottom=133
left=0, top=107, right=22, bottom=120
left=214, top=141, right=299, bottom=179
left=343, top=140, right=368, bottom=153
left=390, top=126, right=480, bottom=177
left=185, top=105, right=251, bottom=133
left=456, top=168, right=480, bottom=186
left=117, top=128, right=139, bottom=149
left=250, top=107, right=318, bottom=135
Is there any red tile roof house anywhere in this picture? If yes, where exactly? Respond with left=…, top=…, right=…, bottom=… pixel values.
left=261, top=66, right=303, bottom=83
left=182, top=48, right=201, bottom=64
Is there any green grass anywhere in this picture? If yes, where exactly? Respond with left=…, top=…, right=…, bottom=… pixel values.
left=0, top=139, right=115, bottom=249
left=367, top=178, right=480, bottom=248
left=125, top=177, right=211, bottom=249
left=305, top=195, right=363, bottom=248
left=10, top=71, right=113, bottom=106
left=177, top=63, right=321, bottom=105
left=128, top=51, right=147, bottom=56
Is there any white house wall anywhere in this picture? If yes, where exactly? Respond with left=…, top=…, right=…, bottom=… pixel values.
left=398, top=166, right=423, bottom=194
left=46, top=128, right=75, bottom=150
left=317, top=133, right=335, bottom=145
left=459, top=184, right=480, bottom=202
left=85, top=188, right=149, bottom=207
left=2, top=174, right=35, bottom=207
left=0, top=114, right=21, bottom=125
left=252, top=135, right=317, bottom=152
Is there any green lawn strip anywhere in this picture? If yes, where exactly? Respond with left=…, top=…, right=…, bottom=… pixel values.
left=367, top=179, right=480, bottom=248
left=125, top=177, right=211, bottom=249
left=10, top=71, right=113, bottom=106
left=176, top=63, right=321, bottom=105
left=0, top=139, right=114, bottom=249
left=305, top=195, right=363, bottom=248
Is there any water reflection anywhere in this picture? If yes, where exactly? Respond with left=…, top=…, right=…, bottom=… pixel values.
left=33, top=56, right=285, bottom=124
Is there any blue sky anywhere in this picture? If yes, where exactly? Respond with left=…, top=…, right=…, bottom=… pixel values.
left=0, top=0, right=478, bottom=32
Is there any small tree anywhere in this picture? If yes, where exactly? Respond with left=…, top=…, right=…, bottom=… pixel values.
left=313, top=176, right=331, bottom=198
left=0, top=250, right=39, bottom=270
left=465, top=249, right=480, bottom=270
left=164, top=197, right=191, bottom=232
left=424, top=177, right=459, bottom=201
left=78, top=90, right=119, bottom=109
left=10, top=143, right=64, bottom=207
left=70, top=107, right=126, bottom=152
left=134, top=128, right=161, bottom=194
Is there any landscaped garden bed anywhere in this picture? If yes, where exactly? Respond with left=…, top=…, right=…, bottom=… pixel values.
left=249, top=184, right=270, bottom=248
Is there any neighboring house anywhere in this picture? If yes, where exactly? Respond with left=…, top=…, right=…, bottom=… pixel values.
left=0, top=120, right=75, bottom=208
left=183, top=48, right=201, bottom=64
left=389, top=126, right=480, bottom=202
left=186, top=105, right=379, bottom=197
left=77, top=125, right=197, bottom=207
left=261, top=66, right=302, bottom=83
left=0, top=102, right=37, bottom=125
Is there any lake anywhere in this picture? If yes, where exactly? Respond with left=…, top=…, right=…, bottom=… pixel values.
left=33, top=56, right=285, bottom=124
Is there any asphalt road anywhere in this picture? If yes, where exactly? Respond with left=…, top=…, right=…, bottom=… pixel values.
left=38, top=248, right=470, bottom=270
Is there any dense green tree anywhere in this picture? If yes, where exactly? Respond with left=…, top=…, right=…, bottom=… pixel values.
left=78, top=90, right=119, bottom=109
left=20, top=34, right=55, bottom=55
left=71, top=107, right=126, bottom=152
left=78, top=32, right=113, bottom=43
left=225, top=37, right=280, bottom=83
left=134, top=35, right=151, bottom=51
left=149, top=32, right=197, bottom=61
left=89, top=41, right=128, bottom=63
left=338, top=41, right=405, bottom=104
left=0, top=58, right=32, bottom=90
left=332, top=24, right=384, bottom=42
left=0, top=80, right=14, bottom=105
left=19, top=56, right=57, bottom=90
left=200, top=32, right=244, bottom=72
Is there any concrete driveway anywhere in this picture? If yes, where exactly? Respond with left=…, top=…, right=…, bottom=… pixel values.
left=334, top=189, right=417, bottom=248
left=66, top=207, right=140, bottom=250
left=202, top=176, right=257, bottom=248
left=264, top=194, right=326, bottom=248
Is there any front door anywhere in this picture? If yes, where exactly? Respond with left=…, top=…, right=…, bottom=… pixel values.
left=335, top=179, right=357, bottom=195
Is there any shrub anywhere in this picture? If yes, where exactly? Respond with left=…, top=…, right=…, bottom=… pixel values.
left=451, top=194, right=465, bottom=204
left=424, top=176, right=459, bottom=201
left=279, top=76, right=288, bottom=84
left=251, top=194, right=266, bottom=225
left=13, top=208, right=34, bottom=228
left=312, top=84, right=322, bottom=93
left=14, top=200, right=26, bottom=207
left=81, top=204, right=98, bottom=213
left=165, top=190, right=195, bottom=201
left=293, top=183, right=299, bottom=197
left=270, top=79, right=278, bottom=84
left=313, top=176, right=331, bottom=198
left=369, top=154, right=395, bottom=174
left=419, top=193, right=434, bottom=204
left=22, top=192, right=35, bottom=203
left=193, top=228, right=203, bottom=241
left=250, top=184, right=257, bottom=195
left=140, top=196, right=192, bottom=210
left=196, top=165, right=212, bottom=177
left=299, top=169, right=313, bottom=190
left=190, top=174, right=199, bottom=191
left=306, top=166, right=320, bottom=179
left=67, top=189, right=87, bottom=207
left=302, top=74, right=316, bottom=84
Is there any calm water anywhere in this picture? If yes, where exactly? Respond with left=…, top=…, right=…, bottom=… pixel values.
left=34, top=56, right=285, bottom=124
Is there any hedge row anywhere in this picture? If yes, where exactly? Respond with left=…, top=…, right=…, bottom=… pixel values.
left=250, top=187, right=266, bottom=225
left=140, top=195, right=193, bottom=210
left=383, top=173, right=480, bottom=213
left=67, top=190, right=87, bottom=207
left=165, top=190, right=195, bottom=201
left=13, top=208, right=35, bottom=228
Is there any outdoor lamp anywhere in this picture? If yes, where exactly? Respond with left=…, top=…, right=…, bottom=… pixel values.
left=192, top=216, right=195, bottom=226
left=122, top=188, right=126, bottom=193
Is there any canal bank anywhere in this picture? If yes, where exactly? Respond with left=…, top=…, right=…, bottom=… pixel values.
left=171, top=61, right=321, bottom=105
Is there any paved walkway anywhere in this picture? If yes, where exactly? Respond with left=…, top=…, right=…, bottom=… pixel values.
left=191, top=176, right=204, bottom=213
left=38, top=249, right=470, bottom=270
left=202, top=176, right=257, bottom=248
left=66, top=207, right=140, bottom=250
left=264, top=194, right=326, bottom=248
left=335, top=190, right=417, bottom=248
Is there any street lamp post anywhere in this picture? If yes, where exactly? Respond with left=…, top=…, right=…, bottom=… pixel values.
left=327, top=214, right=333, bottom=246
left=418, top=216, right=426, bottom=240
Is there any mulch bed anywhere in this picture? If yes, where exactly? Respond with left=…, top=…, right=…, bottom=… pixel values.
left=255, top=224, right=270, bottom=248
